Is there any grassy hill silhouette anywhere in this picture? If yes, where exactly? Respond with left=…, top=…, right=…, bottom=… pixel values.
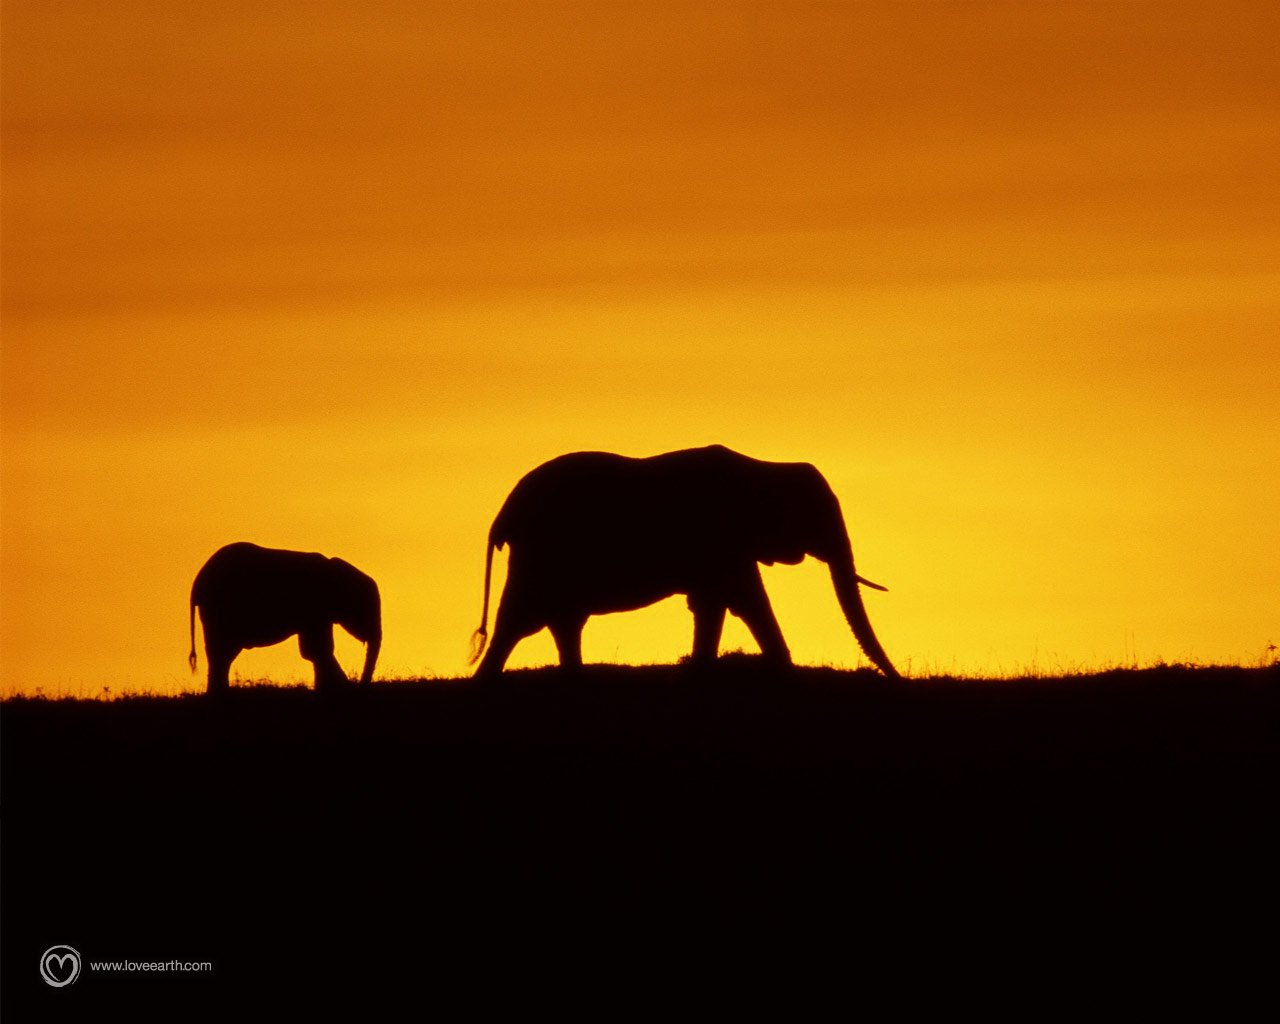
left=4, top=661, right=1275, bottom=1012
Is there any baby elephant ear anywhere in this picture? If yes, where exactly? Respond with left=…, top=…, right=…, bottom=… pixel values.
left=329, top=557, right=374, bottom=589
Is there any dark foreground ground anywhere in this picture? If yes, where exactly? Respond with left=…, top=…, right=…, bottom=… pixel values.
left=4, top=662, right=1277, bottom=1015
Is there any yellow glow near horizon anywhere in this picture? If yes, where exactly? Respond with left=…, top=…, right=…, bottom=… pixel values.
left=3, top=2, right=1278, bottom=694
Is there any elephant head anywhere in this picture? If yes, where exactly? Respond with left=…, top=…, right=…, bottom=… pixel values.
left=747, top=461, right=900, bottom=679
left=470, top=445, right=901, bottom=680
left=327, top=558, right=382, bottom=686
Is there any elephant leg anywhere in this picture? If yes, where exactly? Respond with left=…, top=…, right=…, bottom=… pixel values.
left=475, top=596, right=537, bottom=681
left=313, top=653, right=348, bottom=691
left=687, top=595, right=727, bottom=664
left=548, top=615, right=587, bottom=671
left=206, top=649, right=234, bottom=696
left=475, top=634, right=516, bottom=680
left=727, top=567, right=792, bottom=665
left=300, top=625, right=347, bottom=691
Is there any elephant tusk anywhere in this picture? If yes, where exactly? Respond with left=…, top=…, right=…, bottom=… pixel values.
left=856, top=575, right=889, bottom=592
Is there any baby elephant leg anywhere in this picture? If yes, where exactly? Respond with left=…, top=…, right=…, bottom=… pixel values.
left=299, top=625, right=348, bottom=691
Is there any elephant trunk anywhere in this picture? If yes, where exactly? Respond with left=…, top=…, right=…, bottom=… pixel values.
left=829, top=554, right=901, bottom=680
left=359, top=634, right=381, bottom=686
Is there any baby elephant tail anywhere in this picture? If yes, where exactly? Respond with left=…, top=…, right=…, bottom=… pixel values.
left=188, top=591, right=198, bottom=673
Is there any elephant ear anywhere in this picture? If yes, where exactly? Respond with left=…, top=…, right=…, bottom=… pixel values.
left=329, top=557, right=375, bottom=591
left=752, top=462, right=829, bottom=566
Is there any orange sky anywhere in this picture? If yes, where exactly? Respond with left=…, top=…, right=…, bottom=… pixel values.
left=3, top=1, right=1277, bottom=694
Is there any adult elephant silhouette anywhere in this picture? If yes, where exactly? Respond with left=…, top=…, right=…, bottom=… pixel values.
left=189, top=542, right=382, bottom=695
left=469, top=445, right=900, bottom=679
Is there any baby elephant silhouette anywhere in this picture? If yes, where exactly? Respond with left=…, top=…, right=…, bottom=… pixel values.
left=189, top=542, right=382, bottom=694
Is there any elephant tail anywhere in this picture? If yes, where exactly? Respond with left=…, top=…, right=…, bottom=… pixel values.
left=468, top=534, right=496, bottom=665
left=188, top=590, right=198, bottom=674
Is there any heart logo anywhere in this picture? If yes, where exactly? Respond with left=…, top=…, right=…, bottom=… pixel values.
left=40, top=945, right=82, bottom=987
